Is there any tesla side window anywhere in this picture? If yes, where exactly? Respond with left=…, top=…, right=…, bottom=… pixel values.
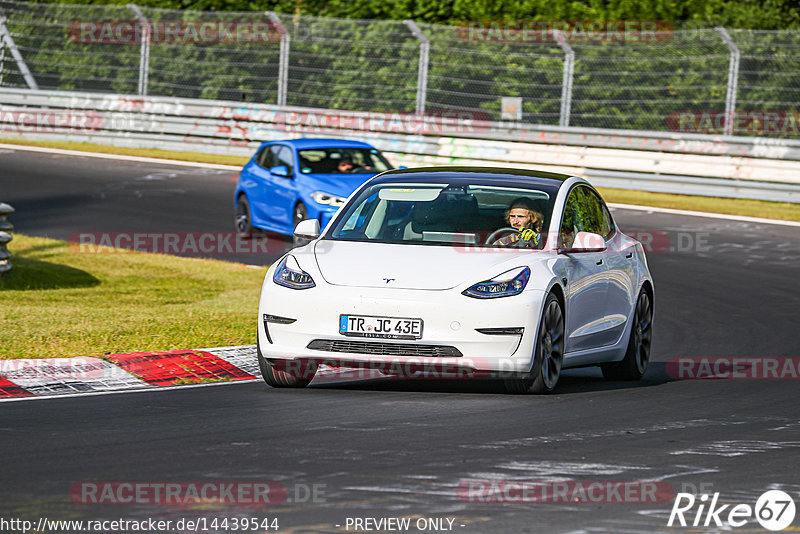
left=581, top=187, right=614, bottom=239
left=559, top=188, right=580, bottom=249
left=559, top=186, right=611, bottom=248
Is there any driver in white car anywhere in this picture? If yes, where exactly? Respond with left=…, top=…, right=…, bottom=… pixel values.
left=493, top=197, right=544, bottom=248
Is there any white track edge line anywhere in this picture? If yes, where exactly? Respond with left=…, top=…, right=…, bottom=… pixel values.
left=0, top=142, right=241, bottom=170
left=607, top=203, right=800, bottom=227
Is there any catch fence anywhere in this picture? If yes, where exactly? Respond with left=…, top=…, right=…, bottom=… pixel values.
left=1, top=0, right=799, bottom=136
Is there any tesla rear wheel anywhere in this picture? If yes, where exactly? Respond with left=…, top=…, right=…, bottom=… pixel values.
left=504, top=293, right=564, bottom=394
left=602, top=288, right=653, bottom=381
left=257, top=337, right=316, bottom=388
left=235, top=195, right=254, bottom=237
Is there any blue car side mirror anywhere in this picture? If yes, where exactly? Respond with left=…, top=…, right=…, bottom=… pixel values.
left=398, top=165, right=408, bottom=169
left=270, top=165, right=289, bottom=178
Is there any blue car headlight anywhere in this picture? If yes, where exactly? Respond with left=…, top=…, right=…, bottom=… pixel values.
left=463, top=267, right=530, bottom=299
left=311, top=191, right=346, bottom=207
left=273, top=255, right=315, bottom=289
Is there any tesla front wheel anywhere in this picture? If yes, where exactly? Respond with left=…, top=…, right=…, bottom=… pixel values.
left=602, top=288, right=653, bottom=381
left=257, top=338, right=316, bottom=388
left=504, top=292, right=564, bottom=394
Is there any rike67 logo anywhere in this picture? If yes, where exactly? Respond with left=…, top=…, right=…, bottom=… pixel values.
left=668, top=490, right=796, bottom=531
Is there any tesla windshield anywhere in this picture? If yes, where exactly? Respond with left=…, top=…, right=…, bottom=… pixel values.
left=327, top=182, right=556, bottom=248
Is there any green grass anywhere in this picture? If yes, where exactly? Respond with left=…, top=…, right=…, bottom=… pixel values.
left=0, top=234, right=267, bottom=359
left=3, top=138, right=799, bottom=222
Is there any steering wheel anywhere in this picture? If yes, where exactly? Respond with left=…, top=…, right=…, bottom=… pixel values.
left=486, top=227, right=519, bottom=245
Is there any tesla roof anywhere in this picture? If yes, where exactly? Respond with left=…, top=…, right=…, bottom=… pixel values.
left=264, top=138, right=377, bottom=149
left=374, top=166, right=575, bottom=188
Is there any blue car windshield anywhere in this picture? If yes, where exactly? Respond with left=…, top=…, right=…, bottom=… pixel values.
left=297, top=148, right=393, bottom=174
left=327, top=181, right=556, bottom=248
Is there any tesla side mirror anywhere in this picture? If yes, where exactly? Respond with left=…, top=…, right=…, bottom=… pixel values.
left=294, top=219, right=320, bottom=240
left=558, top=231, right=606, bottom=254
left=269, top=165, right=289, bottom=178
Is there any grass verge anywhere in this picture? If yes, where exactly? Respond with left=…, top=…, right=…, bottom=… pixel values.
left=3, top=138, right=799, bottom=222
left=0, top=234, right=266, bottom=359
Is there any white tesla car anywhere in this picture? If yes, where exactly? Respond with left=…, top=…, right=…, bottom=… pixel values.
left=256, top=167, right=654, bottom=393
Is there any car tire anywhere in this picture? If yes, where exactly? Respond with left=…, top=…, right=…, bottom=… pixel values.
left=292, top=202, right=309, bottom=247
left=235, top=195, right=254, bottom=238
left=602, top=288, right=653, bottom=381
left=257, top=336, right=316, bottom=388
left=504, top=292, right=564, bottom=394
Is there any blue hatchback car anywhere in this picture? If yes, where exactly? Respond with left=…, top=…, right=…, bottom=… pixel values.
left=234, top=138, right=394, bottom=237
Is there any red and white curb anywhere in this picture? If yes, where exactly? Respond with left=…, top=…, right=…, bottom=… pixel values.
left=0, top=345, right=377, bottom=400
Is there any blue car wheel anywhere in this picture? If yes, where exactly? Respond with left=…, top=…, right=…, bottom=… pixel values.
left=292, top=202, right=309, bottom=247
left=235, top=195, right=254, bottom=237
left=293, top=202, right=308, bottom=228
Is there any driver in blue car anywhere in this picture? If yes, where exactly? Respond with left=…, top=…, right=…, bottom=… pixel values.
left=337, top=158, right=355, bottom=173
left=494, top=198, right=544, bottom=248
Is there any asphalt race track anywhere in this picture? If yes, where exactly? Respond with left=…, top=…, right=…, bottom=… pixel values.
left=1, top=148, right=293, bottom=265
left=2, top=148, right=800, bottom=533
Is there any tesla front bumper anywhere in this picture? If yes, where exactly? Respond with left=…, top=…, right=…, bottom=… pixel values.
left=258, top=282, right=547, bottom=375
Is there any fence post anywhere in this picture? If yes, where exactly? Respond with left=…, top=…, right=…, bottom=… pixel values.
left=553, top=29, right=574, bottom=127
left=0, top=35, right=5, bottom=87
left=267, top=12, right=289, bottom=106
left=403, top=20, right=429, bottom=117
left=127, top=4, right=150, bottom=97
left=716, top=27, right=740, bottom=136
left=0, top=203, right=14, bottom=274
left=0, top=15, right=38, bottom=89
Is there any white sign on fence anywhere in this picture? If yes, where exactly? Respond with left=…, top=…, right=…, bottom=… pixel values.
left=501, top=97, right=522, bottom=121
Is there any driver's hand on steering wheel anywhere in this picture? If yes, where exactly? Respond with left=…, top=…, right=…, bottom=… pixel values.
left=518, top=228, right=537, bottom=245
left=494, top=228, right=539, bottom=248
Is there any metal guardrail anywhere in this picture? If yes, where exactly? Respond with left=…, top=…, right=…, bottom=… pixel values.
left=2, top=88, right=800, bottom=203
left=4, top=88, right=800, bottom=161
left=0, top=202, right=14, bottom=274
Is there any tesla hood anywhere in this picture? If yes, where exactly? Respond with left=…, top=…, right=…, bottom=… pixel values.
left=313, top=240, right=533, bottom=290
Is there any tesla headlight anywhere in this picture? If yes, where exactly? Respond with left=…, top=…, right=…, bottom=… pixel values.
left=273, top=255, right=315, bottom=289
left=311, top=191, right=346, bottom=206
left=463, top=266, right=530, bottom=299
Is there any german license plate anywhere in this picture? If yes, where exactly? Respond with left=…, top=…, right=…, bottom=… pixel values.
left=339, top=314, right=423, bottom=340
